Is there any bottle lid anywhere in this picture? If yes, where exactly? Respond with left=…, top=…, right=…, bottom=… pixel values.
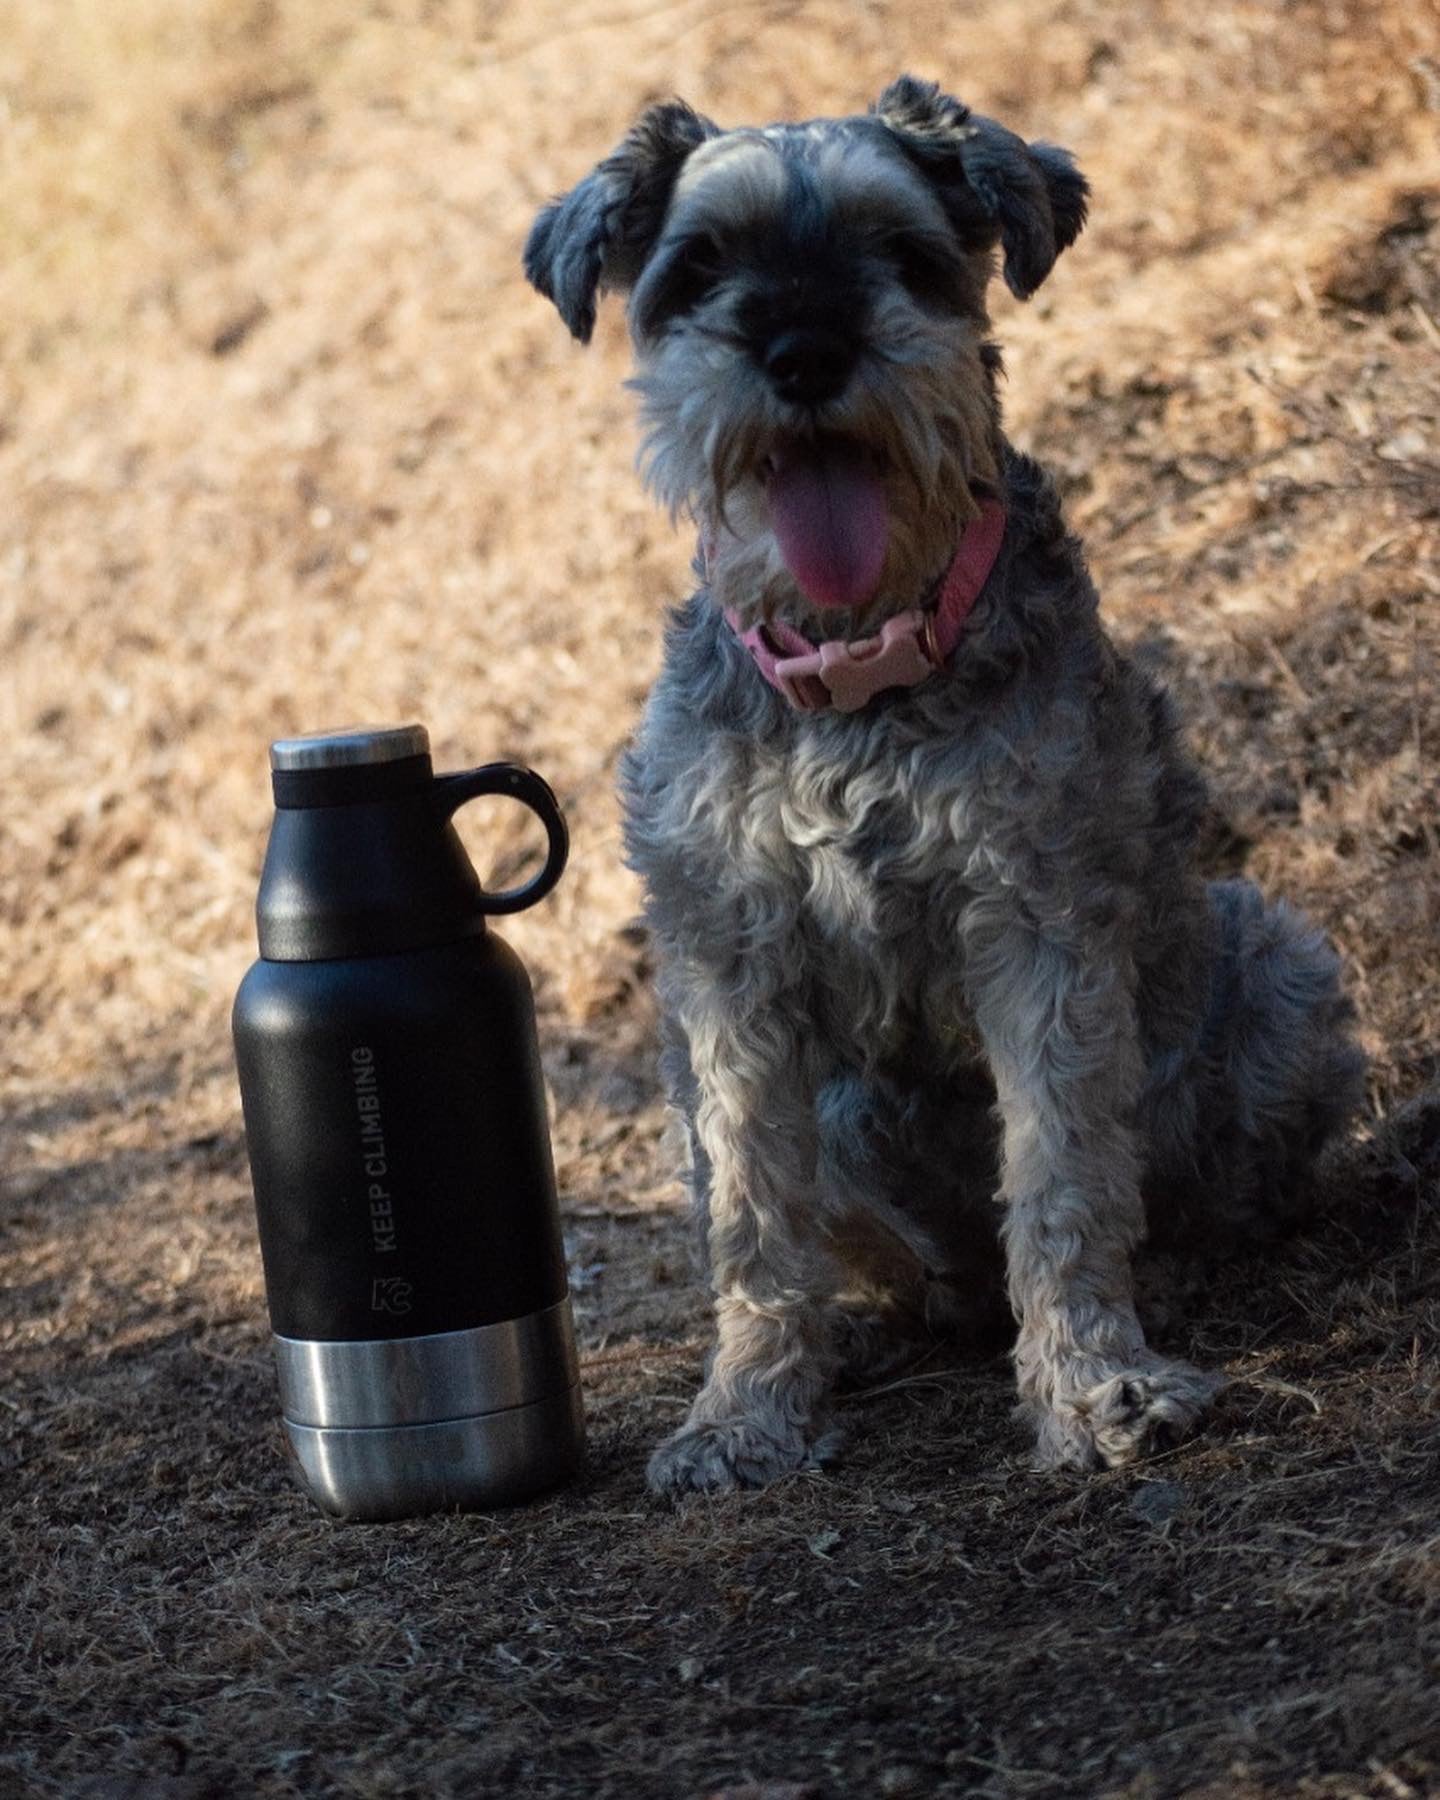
left=270, top=724, right=431, bottom=772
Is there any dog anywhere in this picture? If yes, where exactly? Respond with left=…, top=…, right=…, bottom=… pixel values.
left=525, top=78, right=1366, bottom=1494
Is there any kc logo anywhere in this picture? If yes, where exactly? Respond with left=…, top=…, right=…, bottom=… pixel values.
left=371, top=1277, right=414, bottom=1316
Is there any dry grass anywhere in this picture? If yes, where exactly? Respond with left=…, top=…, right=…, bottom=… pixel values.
left=2, top=1, right=1439, bottom=1795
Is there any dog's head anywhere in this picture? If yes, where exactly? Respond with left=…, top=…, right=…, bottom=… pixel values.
left=525, top=78, right=1087, bottom=626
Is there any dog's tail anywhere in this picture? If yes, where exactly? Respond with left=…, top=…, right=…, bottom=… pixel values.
left=1144, top=878, right=1368, bottom=1244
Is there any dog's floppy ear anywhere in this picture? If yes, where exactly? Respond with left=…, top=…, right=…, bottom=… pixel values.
left=873, top=75, right=1087, bottom=300
left=525, top=101, right=717, bottom=343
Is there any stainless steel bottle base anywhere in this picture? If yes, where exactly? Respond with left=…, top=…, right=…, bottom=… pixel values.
left=274, top=1300, right=580, bottom=1430
left=272, top=1301, right=584, bottom=1519
left=284, top=1381, right=585, bottom=1521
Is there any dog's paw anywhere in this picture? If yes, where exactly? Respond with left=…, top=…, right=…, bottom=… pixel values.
left=1032, top=1357, right=1223, bottom=1472
left=646, top=1417, right=840, bottom=1496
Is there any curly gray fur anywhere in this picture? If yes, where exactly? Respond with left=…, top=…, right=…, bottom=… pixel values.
left=527, top=82, right=1366, bottom=1493
left=622, top=448, right=1363, bottom=1487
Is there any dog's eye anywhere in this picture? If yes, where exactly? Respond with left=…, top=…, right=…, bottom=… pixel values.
left=884, top=230, right=964, bottom=307
left=637, top=235, right=725, bottom=332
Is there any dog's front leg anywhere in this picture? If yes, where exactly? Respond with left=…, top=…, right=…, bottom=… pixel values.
left=967, top=922, right=1222, bottom=1470
left=647, top=988, right=840, bottom=1496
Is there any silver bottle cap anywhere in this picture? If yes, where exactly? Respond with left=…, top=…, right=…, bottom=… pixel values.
left=269, top=724, right=431, bottom=773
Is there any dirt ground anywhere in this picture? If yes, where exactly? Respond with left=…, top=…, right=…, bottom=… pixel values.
left=3, top=1, right=1440, bottom=1795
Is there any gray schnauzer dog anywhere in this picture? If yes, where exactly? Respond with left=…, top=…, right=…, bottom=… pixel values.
left=526, top=78, right=1366, bottom=1493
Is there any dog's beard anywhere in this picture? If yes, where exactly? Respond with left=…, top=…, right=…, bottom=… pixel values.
left=631, top=286, right=998, bottom=632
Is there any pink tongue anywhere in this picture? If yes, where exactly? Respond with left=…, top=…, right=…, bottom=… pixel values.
left=766, top=440, right=889, bottom=611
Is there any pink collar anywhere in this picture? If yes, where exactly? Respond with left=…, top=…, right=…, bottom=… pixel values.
left=721, top=497, right=1006, bottom=713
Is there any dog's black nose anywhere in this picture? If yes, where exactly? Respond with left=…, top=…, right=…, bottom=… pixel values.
left=763, top=328, right=855, bottom=407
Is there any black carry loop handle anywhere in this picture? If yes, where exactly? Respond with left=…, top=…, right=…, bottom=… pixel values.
left=435, top=763, right=569, bottom=915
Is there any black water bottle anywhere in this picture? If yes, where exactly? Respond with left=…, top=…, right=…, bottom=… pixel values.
left=232, top=724, right=583, bottom=1520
